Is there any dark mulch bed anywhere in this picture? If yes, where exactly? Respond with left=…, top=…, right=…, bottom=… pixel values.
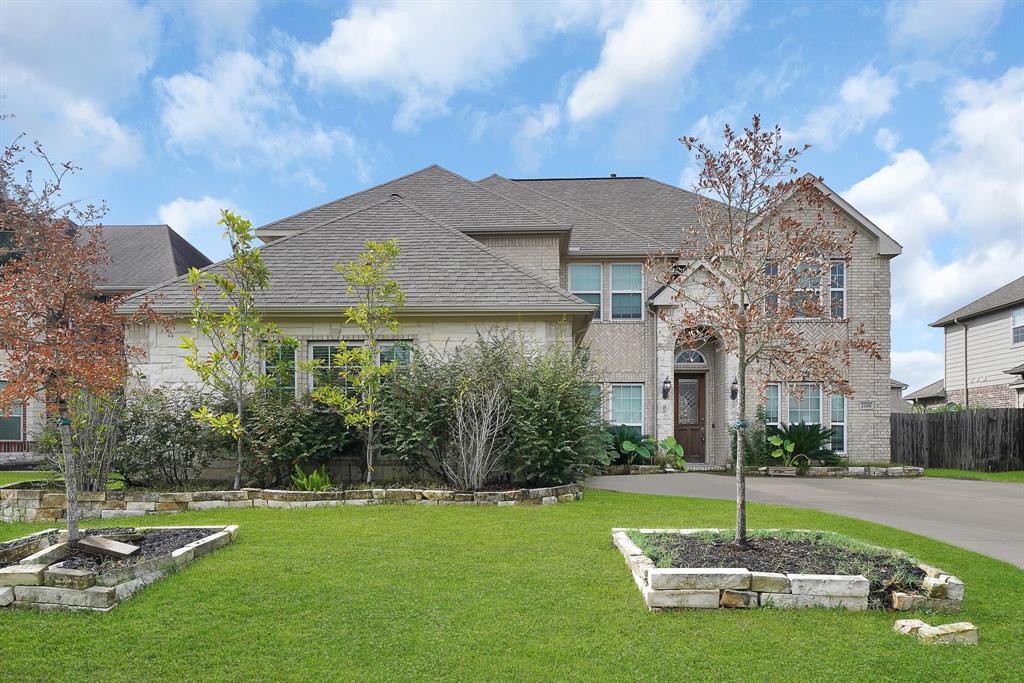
left=0, top=531, right=58, bottom=554
left=61, top=528, right=216, bottom=573
left=635, top=531, right=926, bottom=608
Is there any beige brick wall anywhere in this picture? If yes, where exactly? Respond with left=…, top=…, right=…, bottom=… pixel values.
left=474, top=234, right=561, bottom=287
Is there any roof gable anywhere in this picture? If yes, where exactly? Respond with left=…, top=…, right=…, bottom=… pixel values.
left=95, top=224, right=211, bottom=292
left=126, top=197, right=592, bottom=315
left=904, top=379, right=946, bottom=401
left=256, top=165, right=566, bottom=237
left=930, top=274, right=1024, bottom=327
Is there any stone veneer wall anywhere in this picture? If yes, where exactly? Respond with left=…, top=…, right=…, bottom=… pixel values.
left=1, top=484, right=584, bottom=523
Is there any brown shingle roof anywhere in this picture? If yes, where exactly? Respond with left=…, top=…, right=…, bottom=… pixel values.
left=124, top=197, right=592, bottom=315
left=930, top=275, right=1024, bottom=327
left=904, top=379, right=946, bottom=401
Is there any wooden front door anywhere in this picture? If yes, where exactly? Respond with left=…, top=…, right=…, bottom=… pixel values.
left=674, top=374, right=706, bottom=462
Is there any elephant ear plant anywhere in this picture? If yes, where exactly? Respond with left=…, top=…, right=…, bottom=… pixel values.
left=621, top=435, right=687, bottom=472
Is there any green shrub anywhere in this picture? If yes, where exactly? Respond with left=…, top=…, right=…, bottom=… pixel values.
left=730, top=405, right=770, bottom=467
left=381, top=332, right=611, bottom=487
left=243, top=392, right=355, bottom=487
left=116, top=388, right=225, bottom=488
left=291, top=464, right=332, bottom=492
left=606, top=424, right=644, bottom=465
left=767, top=421, right=840, bottom=466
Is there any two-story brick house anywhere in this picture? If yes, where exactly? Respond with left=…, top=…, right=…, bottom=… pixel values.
left=126, top=165, right=901, bottom=464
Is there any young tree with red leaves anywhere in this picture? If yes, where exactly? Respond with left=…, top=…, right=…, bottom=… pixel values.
left=0, top=133, right=151, bottom=542
left=649, top=117, right=881, bottom=546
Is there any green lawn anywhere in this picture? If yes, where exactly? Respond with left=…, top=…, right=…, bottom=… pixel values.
left=0, top=470, right=55, bottom=487
left=924, top=469, right=1024, bottom=484
left=1, top=490, right=1020, bottom=682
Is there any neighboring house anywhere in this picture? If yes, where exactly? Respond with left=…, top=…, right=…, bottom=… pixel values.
left=904, top=379, right=948, bottom=409
left=0, top=225, right=211, bottom=464
left=890, top=379, right=911, bottom=413
left=928, top=275, right=1024, bottom=409
left=125, top=165, right=901, bottom=465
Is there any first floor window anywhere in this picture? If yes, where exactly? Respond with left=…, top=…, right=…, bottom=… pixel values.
left=610, top=384, right=643, bottom=428
left=788, top=383, right=821, bottom=424
left=764, top=383, right=780, bottom=427
left=610, top=263, right=643, bottom=320
left=587, top=384, right=603, bottom=421
left=264, top=346, right=296, bottom=395
left=1012, top=307, right=1024, bottom=345
left=830, top=394, right=846, bottom=453
left=310, top=342, right=361, bottom=390
left=569, top=263, right=602, bottom=320
left=0, top=381, right=23, bottom=441
left=379, top=341, right=413, bottom=367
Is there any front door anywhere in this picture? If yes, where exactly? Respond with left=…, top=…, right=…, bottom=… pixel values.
left=674, top=373, right=705, bottom=462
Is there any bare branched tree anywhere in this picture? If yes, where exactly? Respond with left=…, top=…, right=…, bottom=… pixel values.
left=441, top=384, right=511, bottom=491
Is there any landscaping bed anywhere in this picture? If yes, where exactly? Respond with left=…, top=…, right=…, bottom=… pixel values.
left=0, top=524, right=238, bottom=612
left=613, top=528, right=965, bottom=612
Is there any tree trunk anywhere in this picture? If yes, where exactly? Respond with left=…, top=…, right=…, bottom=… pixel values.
left=233, top=395, right=244, bottom=490
left=365, top=422, right=374, bottom=484
left=56, top=404, right=81, bottom=544
left=734, top=342, right=748, bottom=547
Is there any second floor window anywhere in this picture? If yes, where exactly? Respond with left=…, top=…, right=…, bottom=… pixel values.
left=611, top=263, right=643, bottom=320
left=569, top=264, right=602, bottom=320
left=0, top=381, right=23, bottom=441
left=830, top=260, right=846, bottom=318
left=792, top=263, right=821, bottom=318
left=1013, top=307, right=1024, bottom=345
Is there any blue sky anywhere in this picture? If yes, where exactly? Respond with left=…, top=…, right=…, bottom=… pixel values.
left=1, top=0, right=1022, bottom=390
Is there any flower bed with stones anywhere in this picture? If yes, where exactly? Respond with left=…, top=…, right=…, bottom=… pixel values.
left=751, top=466, right=924, bottom=478
left=0, top=525, right=238, bottom=612
left=0, top=483, right=583, bottom=523
left=612, top=528, right=964, bottom=612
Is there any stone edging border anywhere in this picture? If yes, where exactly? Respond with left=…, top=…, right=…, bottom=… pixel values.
left=1, top=483, right=584, bottom=523
left=612, top=528, right=964, bottom=612
left=0, top=525, right=238, bottom=612
left=752, top=466, right=924, bottom=478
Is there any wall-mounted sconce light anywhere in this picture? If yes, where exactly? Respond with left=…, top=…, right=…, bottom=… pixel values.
left=730, top=378, right=738, bottom=401
left=662, top=377, right=672, bottom=400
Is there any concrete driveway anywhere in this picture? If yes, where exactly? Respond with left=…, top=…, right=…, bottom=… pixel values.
left=588, top=473, right=1024, bottom=568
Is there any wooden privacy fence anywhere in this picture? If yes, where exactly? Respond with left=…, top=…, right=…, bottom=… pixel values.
left=890, top=409, right=1024, bottom=471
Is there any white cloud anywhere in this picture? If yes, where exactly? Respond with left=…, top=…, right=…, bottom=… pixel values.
left=566, top=0, right=745, bottom=123
left=892, top=350, right=944, bottom=391
left=177, top=0, right=262, bottom=55
left=846, top=67, right=1024, bottom=330
left=874, top=127, right=900, bottom=153
left=791, top=67, right=899, bottom=149
left=156, top=51, right=369, bottom=184
left=886, top=0, right=1003, bottom=53
left=293, top=1, right=617, bottom=132
left=157, top=196, right=240, bottom=262
left=0, top=0, right=159, bottom=169
left=511, top=104, right=561, bottom=172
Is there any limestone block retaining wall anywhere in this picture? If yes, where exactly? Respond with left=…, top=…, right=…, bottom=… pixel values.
left=1, top=483, right=584, bottom=523
left=612, top=528, right=964, bottom=612
left=753, top=466, right=924, bottom=478
left=0, top=525, right=238, bottom=612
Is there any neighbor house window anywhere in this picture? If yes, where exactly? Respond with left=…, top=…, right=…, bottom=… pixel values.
left=830, top=260, right=846, bottom=318
left=792, top=263, right=821, bottom=318
left=610, top=384, right=643, bottom=429
left=569, top=263, right=602, bottom=320
left=264, top=346, right=296, bottom=395
left=788, top=383, right=821, bottom=424
left=610, top=264, right=643, bottom=320
left=830, top=394, right=847, bottom=453
left=1013, top=307, right=1024, bottom=345
left=0, top=381, right=23, bottom=442
left=764, top=383, right=780, bottom=427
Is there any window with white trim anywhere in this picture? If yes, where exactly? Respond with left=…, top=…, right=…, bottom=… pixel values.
left=569, top=264, right=602, bottom=320
left=764, top=263, right=779, bottom=312
left=764, top=383, right=780, bottom=427
left=587, top=384, right=603, bottom=421
left=379, top=341, right=413, bottom=367
left=830, top=260, right=846, bottom=318
left=264, top=346, right=297, bottom=396
left=792, top=263, right=821, bottom=318
left=1012, top=307, right=1024, bottom=345
left=610, top=384, right=643, bottom=428
left=674, top=350, right=706, bottom=364
left=830, top=394, right=846, bottom=453
left=610, top=264, right=643, bottom=320
left=788, top=383, right=821, bottom=424
left=0, top=381, right=23, bottom=441
left=309, top=342, right=361, bottom=390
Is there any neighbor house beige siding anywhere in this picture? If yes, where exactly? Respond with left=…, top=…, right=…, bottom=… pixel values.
left=943, top=305, right=1024, bottom=407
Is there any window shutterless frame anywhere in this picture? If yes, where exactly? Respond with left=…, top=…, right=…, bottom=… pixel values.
left=0, top=380, right=24, bottom=442
left=610, top=263, right=643, bottom=320
left=764, top=383, right=781, bottom=427
left=787, top=382, right=822, bottom=425
left=610, top=383, right=644, bottom=429
left=830, top=394, right=847, bottom=453
left=569, top=263, right=603, bottom=320
left=1012, top=307, right=1024, bottom=345
left=830, top=260, right=847, bottom=319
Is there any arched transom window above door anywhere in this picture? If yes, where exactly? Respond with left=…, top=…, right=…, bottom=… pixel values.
left=674, top=349, right=706, bottom=365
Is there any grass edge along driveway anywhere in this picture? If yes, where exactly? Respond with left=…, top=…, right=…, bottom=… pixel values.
left=1, top=489, right=1021, bottom=682
left=924, top=468, right=1024, bottom=484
